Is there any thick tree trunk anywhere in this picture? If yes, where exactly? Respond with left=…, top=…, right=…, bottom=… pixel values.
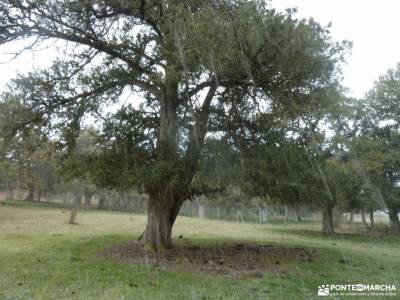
left=142, top=76, right=216, bottom=249
left=144, top=191, right=184, bottom=249
left=388, top=207, right=400, bottom=232
left=143, top=81, right=183, bottom=249
left=145, top=205, right=173, bottom=249
left=322, top=204, right=334, bottom=234
left=37, top=190, right=42, bottom=202
left=142, top=80, right=181, bottom=249
left=369, top=209, right=374, bottom=228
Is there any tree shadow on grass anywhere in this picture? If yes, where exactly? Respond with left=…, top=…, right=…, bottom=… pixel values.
left=97, top=239, right=319, bottom=278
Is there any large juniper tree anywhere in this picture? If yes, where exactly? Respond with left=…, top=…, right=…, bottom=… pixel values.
left=0, top=0, right=347, bottom=248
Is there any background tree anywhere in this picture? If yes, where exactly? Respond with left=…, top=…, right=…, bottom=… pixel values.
left=349, top=133, right=400, bottom=231
left=0, top=96, right=56, bottom=201
left=348, top=64, right=400, bottom=232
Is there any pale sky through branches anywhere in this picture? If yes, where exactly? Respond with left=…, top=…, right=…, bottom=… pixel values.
left=0, top=0, right=399, bottom=99
left=272, top=0, right=400, bottom=98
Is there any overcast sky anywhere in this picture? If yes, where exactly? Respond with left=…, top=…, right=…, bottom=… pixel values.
left=273, top=0, right=400, bottom=98
left=0, top=0, right=399, bottom=98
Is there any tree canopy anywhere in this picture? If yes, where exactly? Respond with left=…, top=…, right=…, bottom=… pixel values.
left=0, top=0, right=349, bottom=247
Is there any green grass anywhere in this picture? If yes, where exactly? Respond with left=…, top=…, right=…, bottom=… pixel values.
left=0, top=201, right=399, bottom=299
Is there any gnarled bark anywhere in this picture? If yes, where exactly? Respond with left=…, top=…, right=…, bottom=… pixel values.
left=145, top=196, right=173, bottom=249
left=144, top=190, right=185, bottom=249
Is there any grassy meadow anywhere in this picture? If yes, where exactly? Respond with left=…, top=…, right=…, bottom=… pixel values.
left=0, top=201, right=399, bottom=299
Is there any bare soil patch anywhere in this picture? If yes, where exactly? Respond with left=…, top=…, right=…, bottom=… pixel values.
left=98, top=240, right=317, bottom=277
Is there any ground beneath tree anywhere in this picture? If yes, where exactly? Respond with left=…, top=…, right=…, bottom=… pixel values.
left=98, top=239, right=317, bottom=277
